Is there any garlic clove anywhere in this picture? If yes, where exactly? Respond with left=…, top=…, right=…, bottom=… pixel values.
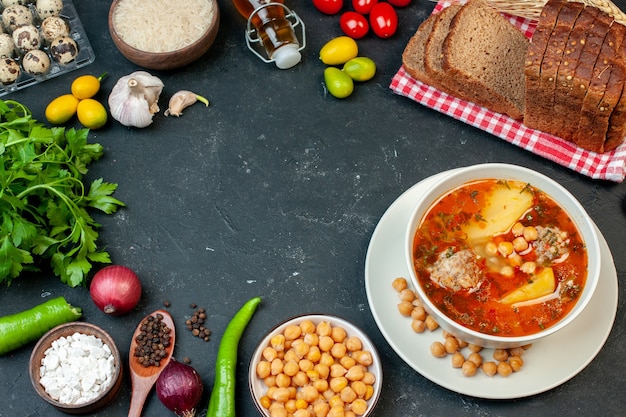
left=164, top=90, right=209, bottom=117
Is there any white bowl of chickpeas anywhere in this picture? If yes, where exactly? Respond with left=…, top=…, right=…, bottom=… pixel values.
left=249, top=314, right=382, bottom=417
left=405, top=163, right=601, bottom=349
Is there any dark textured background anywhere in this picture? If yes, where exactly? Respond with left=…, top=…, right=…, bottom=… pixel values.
left=1, top=0, right=625, bottom=416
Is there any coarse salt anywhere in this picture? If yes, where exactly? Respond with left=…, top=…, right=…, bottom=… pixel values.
left=39, top=332, right=116, bottom=405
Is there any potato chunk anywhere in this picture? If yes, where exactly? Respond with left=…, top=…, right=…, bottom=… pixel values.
left=499, top=267, right=556, bottom=304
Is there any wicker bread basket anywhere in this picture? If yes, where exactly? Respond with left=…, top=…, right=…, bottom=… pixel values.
left=482, top=0, right=626, bottom=23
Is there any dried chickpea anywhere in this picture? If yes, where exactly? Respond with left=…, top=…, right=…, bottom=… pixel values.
left=399, top=288, right=415, bottom=302
left=317, top=321, right=332, bottom=337
left=457, top=339, right=468, bottom=349
left=304, top=332, right=320, bottom=346
left=263, top=346, right=278, bottom=362
left=307, top=345, right=322, bottom=363
left=283, top=359, right=299, bottom=377
left=329, top=394, right=344, bottom=408
left=260, top=395, right=272, bottom=409
left=451, top=352, right=464, bottom=368
left=276, top=373, right=291, bottom=388
left=330, top=376, right=349, bottom=393
left=292, top=370, right=309, bottom=387
left=331, top=326, right=348, bottom=343
left=314, top=401, right=330, bottom=417
left=493, top=349, right=509, bottom=362
left=331, top=342, right=347, bottom=359
left=364, top=384, right=374, bottom=401
left=461, top=360, right=477, bottom=377
left=411, top=305, right=427, bottom=321
left=300, top=385, right=320, bottom=402
left=509, top=355, right=524, bottom=372
left=425, top=315, right=439, bottom=331
left=523, top=226, right=538, bottom=241
left=320, top=352, right=335, bottom=367
left=467, top=343, right=483, bottom=353
left=284, top=325, right=302, bottom=340
left=346, top=411, right=357, bottom=417
left=315, top=363, right=330, bottom=379
left=257, top=360, right=271, bottom=379
left=411, top=319, right=426, bottom=333
left=444, top=336, right=459, bottom=354
left=397, top=301, right=413, bottom=317
left=293, top=340, right=311, bottom=358
left=299, top=358, right=314, bottom=372
left=295, top=398, right=308, bottom=410
left=339, top=355, right=356, bottom=369
left=392, top=277, right=408, bottom=292
left=345, top=364, right=365, bottom=381
left=497, top=361, right=513, bottom=377
left=345, top=336, right=362, bottom=352
left=508, top=347, right=526, bottom=357
left=351, top=380, right=367, bottom=397
left=264, top=375, right=277, bottom=387
left=328, top=405, right=346, bottom=417
left=361, top=371, right=376, bottom=385
left=350, top=398, right=368, bottom=416
left=269, top=405, right=288, bottom=417
left=271, top=358, right=284, bottom=375
left=272, top=387, right=292, bottom=402
left=300, top=320, right=316, bottom=334
left=271, top=334, right=286, bottom=351
left=430, top=341, right=446, bottom=358
left=330, top=363, right=347, bottom=378
left=353, top=350, right=373, bottom=366
left=285, top=399, right=297, bottom=414
left=294, top=409, right=310, bottom=417
left=319, top=335, right=335, bottom=352
left=314, top=378, right=329, bottom=393
left=482, top=361, right=497, bottom=377
left=467, top=352, right=483, bottom=367
left=340, top=386, right=357, bottom=403
left=306, top=369, right=320, bottom=382
left=512, top=236, right=529, bottom=252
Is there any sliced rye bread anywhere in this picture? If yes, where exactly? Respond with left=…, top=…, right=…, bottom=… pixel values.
left=605, top=39, right=626, bottom=151
left=557, top=7, right=614, bottom=142
left=551, top=6, right=601, bottom=135
left=526, top=1, right=585, bottom=134
left=524, top=0, right=568, bottom=128
left=402, top=11, right=440, bottom=86
left=573, top=20, right=624, bottom=152
left=422, top=4, right=468, bottom=99
left=441, top=0, right=529, bottom=119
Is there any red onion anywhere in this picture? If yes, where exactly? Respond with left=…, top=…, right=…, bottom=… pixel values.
left=156, top=358, right=204, bottom=417
left=89, top=265, right=141, bottom=315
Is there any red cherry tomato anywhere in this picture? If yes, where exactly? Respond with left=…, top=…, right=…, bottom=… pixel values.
left=340, top=11, right=369, bottom=39
left=369, top=2, right=398, bottom=38
left=387, top=0, right=412, bottom=6
left=313, top=0, right=344, bottom=15
left=352, top=0, right=378, bottom=14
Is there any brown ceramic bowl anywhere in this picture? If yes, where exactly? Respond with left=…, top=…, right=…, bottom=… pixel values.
left=29, top=322, right=123, bottom=414
left=108, top=0, right=220, bottom=70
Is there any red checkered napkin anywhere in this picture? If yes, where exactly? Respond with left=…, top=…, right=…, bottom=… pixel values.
left=390, top=2, right=626, bottom=182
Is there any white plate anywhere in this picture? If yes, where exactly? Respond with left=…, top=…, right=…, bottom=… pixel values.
left=364, top=171, right=618, bottom=399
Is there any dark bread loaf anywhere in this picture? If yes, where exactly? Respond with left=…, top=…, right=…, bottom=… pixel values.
left=441, top=0, right=529, bottom=119
left=525, top=0, right=568, bottom=128
left=573, top=21, right=624, bottom=152
left=605, top=38, right=626, bottom=151
left=401, top=10, right=438, bottom=86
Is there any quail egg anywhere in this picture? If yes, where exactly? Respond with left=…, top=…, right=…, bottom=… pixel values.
left=22, top=49, right=50, bottom=75
left=0, top=33, right=15, bottom=58
left=36, top=0, right=64, bottom=19
left=12, top=24, right=40, bottom=52
left=2, top=5, right=33, bottom=32
left=0, top=57, right=20, bottom=84
left=49, top=35, right=77, bottom=64
left=1, top=1, right=29, bottom=6
left=40, top=15, right=69, bottom=43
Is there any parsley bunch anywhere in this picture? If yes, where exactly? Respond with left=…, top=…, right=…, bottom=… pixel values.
left=0, top=100, right=124, bottom=287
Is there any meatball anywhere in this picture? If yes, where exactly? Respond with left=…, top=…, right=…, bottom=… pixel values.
left=428, top=248, right=483, bottom=292
left=12, top=24, right=40, bottom=53
left=533, top=226, right=570, bottom=265
left=49, top=35, right=77, bottom=64
left=0, top=57, right=20, bottom=84
left=2, top=5, right=33, bottom=32
left=36, top=0, right=64, bottom=19
left=22, top=49, right=51, bottom=75
left=40, top=16, right=69, bottom=43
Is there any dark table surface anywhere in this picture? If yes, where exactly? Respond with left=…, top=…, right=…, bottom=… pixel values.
left=2, top=0, right=625, bottom=416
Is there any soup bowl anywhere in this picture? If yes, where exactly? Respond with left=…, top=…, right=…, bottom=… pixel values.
left=405, top=164, right=601, bottom=349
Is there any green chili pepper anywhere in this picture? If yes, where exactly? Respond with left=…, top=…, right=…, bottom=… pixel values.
left=206, top=296, right=262, bottom=417
left=0, top=296, right=82, bottom=356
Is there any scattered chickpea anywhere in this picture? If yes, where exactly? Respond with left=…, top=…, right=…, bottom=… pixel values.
left=444, top=336, right=460, bottom=354
left=425, top=315, right=439, bottom=331
left=397, top=301, right=413, bottom=317
left=467, top=352, right=483, bottom=367
left=461, top=360, right=478, bottom=377
left=430, top=341, right=446, bottom=358
left=411, top=305, right=427, bottom=321
left=509, top=356, right=524, bottom=372
left=482, top=361, right=498, bottom=377
left=497, top=361, right=514, bottom=377
left=392, top=277, right=408, bottom=292
left=411, top=319, right=426, bottom=333
left=493, top=349, right=509, bottom=362
left=451, top=352, right=465, bottom=368
left=399, top=288, right=416, bottom=302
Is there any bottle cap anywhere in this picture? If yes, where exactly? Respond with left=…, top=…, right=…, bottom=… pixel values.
left=272, top=44, right=301, bottom=69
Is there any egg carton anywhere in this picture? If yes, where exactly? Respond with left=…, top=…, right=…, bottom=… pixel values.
left=0, top=0, right=95, bottom=97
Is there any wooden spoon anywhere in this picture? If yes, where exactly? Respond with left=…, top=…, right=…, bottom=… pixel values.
left=127, top=310, right=176, bottom=417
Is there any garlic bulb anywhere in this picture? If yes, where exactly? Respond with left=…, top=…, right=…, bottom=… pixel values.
left=108, top=71, right=164, bottom=128
left=164, top=90, right=209, bottom=117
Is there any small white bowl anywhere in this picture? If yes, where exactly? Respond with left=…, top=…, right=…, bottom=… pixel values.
left=249, top=314, right=382, bottom=417
left=405, top=163, right=601, bottom=349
